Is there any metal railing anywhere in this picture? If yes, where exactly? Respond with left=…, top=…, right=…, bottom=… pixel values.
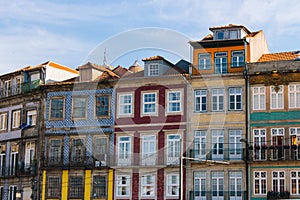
left=189, top=190, right=247, bottom=200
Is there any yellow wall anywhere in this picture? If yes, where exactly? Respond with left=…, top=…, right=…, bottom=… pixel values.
left=42, top=170, right=46, bottom=200
left=108, top=169, right=114, bottom=200
left=84, top=170, right=91, bottom=200
left=61, top=170, right=69, bottom=200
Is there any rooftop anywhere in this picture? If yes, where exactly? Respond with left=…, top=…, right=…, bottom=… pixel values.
left=258, top=51, right=300, bottom=62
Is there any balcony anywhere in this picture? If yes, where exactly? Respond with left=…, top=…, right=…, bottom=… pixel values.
left=189, top=148, right=243, bottom=162
left=189, top=190, right=247, bottom=200
left=246, top=145, right=300, bottom=162
left=0, top=85, right=21, bottom=98
left=21, top=79, right=43, bottom=93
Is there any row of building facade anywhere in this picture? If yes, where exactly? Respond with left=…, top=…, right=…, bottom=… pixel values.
left=0, top=24, right=300, bottom=200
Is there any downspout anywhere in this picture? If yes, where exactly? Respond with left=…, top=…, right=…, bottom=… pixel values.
left=244, top=38, right=250, bottom=200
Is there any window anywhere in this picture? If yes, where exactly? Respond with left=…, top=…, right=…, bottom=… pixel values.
left=194, top=130, right=206, bottom=159
left=271, top=85, right=284, bottom=109
left=253, top=129, right=267, bottom=160
left=229, top=171, right=242, bottom=198
left=47, top=176, right=61, bottom=197
left=194, top=171, right=206, bottom=199
left=9, top=144, right=18, bottom=176
left=8, top=185, right=16, bottom=200
left=198, top=53, right=211, bottom=70
left=167, top=91, right=182, bottom=113
left=291, top=171, right=300, bottom=194
left=212, top=171, right=224, bottom=198
left=118, top=136, right=131, bottom=165
left=215, top=52, right=228, bottom=74
left=119, top=94, right=133, bottom=116
left=48, top=139, right=62, bottom=164
left=289, top=84, right=300, bottom=108
left=216, top=31, right=224, bottom=40
left=27, top=110, right=37, bottom=126
left=0, top=113, right=7, bottom=131
left=212, top=88, right=224, bottom=111
left=95, top=95, right=110, bottom=117
left=12, top=110, right=21, bottom=129
left=25, top=141, right=35, bottom=168
left=71, top=138, right=85, bottom=163
left=50, top=97, right=64, bottom=120
left=69, top=176, right=83, bottom=198
left=94, top=137, right=107, bottom=166
left=148, top=64, right=159, bottom=76
left=290, top=128, right=300, bottom=160
left=229, top=130, right=242, bottom=160
left=195, top=90, right=207, bottom=112
left=229, top=88, right=242, bottom=110
left=0, top=145, right=6, bottom=176
left=272, top=171, right=285, bottom=193
left=93, top=176, right=106, bottom=197
left=116, top=175, right=130, bottom=196
left=271, top=128, right=285, bottom=160
left=229, top=30, right=238, bottom=39
left=4, top=80, right=11, bottom=97
left=166, top=174, right=179, bottom=196
left=212, top=130, right=224, bottom=160
left=167, top=134, right=181, bottom=165
left=231, top=51, right=244, bottom=67
left=141, top=174, right=155, bottom=197
left=142, top=92, right=157, bottom=114
left=253, top=86, right=266, bottom=110
left=72, top=96, right=87, bottom=119
left=142, top=135, right=156, bottom=165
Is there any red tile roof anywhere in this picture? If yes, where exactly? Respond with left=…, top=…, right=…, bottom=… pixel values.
left=258, top=51, right=300, bottom=62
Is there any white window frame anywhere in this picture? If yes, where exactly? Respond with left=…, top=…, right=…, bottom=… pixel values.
left=12, top=110, right=21, bottom=129
left=212, top=88, right=224, bottom=111
left=141, top=135, right=156, bottom=165
left=231, top=51, right=244, bottom=67
left=290, top=128, right=300, bottom=160
left=118, top=93, right=133, bottom=116
left=0, top=149, right=5, bottom=176
left=148, top=64, right=159, bottom=76
left=142, top=92, right=157, bottom=115
left=211, top=171, right=224, bottom=198
left=140, top=174, right=155, bottom=197
left=229, top=130, right=242, bottom=160
left=8, top=185, right=17, bottom=200
left=27, top=110, right=37, bottom=126
left=116, top=175, right=130, bottom=197
left=194, top=171, right=206, bottom=199
left=9, top=147, right=18, bottom=176
left=253, top=86, right=266, bottom=110
left=198, top=53, right=211, bottom=70
left=166, top=174, right=179, bottom=197
left=167, top=90, right=182, bottom=113
left=118, top=136, right=131, bottom=165
left=194, top=130, right=206, bottom=159
left=215, top=52, right=228, bottom=74
left=253, top=129, right=267, bottom=160
left=195, top=90, right=207, bottom=112
left=167, top=134, right=181, bottom=165
left=212, top=130, right=224, bottom=160
left=229, top=171, right=243, bottom=198
left=0, top=113, right=7, bottom=131
left=229, top=88, right=242, bottom=111
left=254, top=171, right=267, bottom=195
left=93, top=137, right=107, bottom=166
left=291, top=171, right=300, bottom=195
left=289, top=84, right=300, bottom=108
left=72, top=96, right=87, bottom=119
left=271, top=85, right=284, bottom=109
left=272, top=171, right=285, bottom=192
left=25, top=141, right=35, bottom=168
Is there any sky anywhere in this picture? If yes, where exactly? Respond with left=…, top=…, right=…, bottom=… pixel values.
left=0, top=0, right=299, bottom=75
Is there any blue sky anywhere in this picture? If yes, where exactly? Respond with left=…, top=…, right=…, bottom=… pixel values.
left=0, top=0, right=299, bottom=74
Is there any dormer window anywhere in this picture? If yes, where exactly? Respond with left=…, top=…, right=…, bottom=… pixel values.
left=148, top=64, right=159, bottom=76
left=216, top=31, right=224, bottom=40
left=229, top=30, right=238, bottom=39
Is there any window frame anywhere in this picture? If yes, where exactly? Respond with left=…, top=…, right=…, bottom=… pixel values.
left=148, top=63, right=159, bottom=76
left=229, top=87, right=242, bottom=111
left=198, top=53, right=211, bottom=70
left=211, top=130, right=224, bottom=160
left=72, top=96, right=88, bottom=120
left=231, top=50, right=244, bottom=67
left=0, top=112, right=8, bottom=131
left=194, top=171, right=206, bottom=199
left=194, top=89, right=207, bottom=112
left=214, top=52, right=228, bottom=74
left=270, top=85, right=284, bottom=109
left=194, top=130, right=206, bottom=159
left=95, top=94, right=111, bottom=118
left=27, top=110, right=37, bottom=126
left=211, top=88, right=225, bottom=112
left=166, top=174, right=179, bottom=197
left=48, top=139, right=62, bottom=165
left=253, top=129, right=267, bottom=161
left=289, top=84, right=300, bottom=108
left=47, top=175, right=61, bottom=198
left=49, top=96, right=65, bottom=120
left=70, top=138, right=85, bottom=163
left=167, top=134, right=181, bottom=165
left=118, top=136, right=132, bottom=165
left=141, top=135, right=156, bottom=165
left=211, top=171, right=224, bottom=198
left=118, top=93, right=133, bottom=117
left=11, top=109, right=21, bottom=129
left=229, top=130, right=242, bottom=160
left=93, top=175, right=107, bottom=197
left=291, top=171, right=300, bottom=195
left=24, top=141, right=35, bottom=168
left=93, top=137, right=108, bottom=166
left=116, top=175, right=131, bottom=197
left=140, top=174, right=155, bottom=197
left=142, top=91, right=158, bottom=116
left=69, top=175, right=84, bottom=198
left=166, top=90, right=183, bottom=114
left=253, top=86, right=266, bottom=110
